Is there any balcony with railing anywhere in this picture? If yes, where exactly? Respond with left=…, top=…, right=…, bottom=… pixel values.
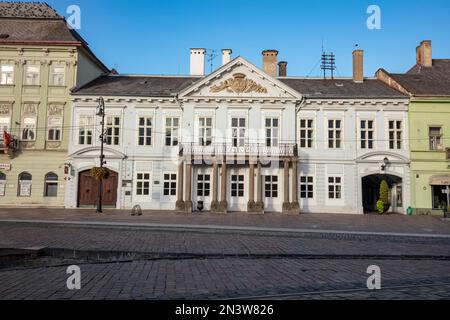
left=180, top=143, right=298, bottom=158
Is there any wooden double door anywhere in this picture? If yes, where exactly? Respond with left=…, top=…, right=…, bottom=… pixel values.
left=78, top=170, right=118, bottom=207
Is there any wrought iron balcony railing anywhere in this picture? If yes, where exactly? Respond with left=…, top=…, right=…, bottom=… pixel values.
left=180, top=143, right=298, bottom=158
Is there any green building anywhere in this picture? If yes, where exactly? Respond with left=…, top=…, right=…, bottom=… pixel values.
left=0, top=2, right=108, bottom=206
left=378, top=41, right=450, bottom=215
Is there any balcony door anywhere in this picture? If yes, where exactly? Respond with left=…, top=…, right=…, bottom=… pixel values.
left=231, top=118, right=246, bottom=148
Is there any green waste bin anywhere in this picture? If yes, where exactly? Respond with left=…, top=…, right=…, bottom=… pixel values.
left=407, top=207, right=413, bottom=216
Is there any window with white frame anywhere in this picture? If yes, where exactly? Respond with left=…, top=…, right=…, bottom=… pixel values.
left=231, top=118, right=246, bottom=147
left=328, top=119, right=342, bottom=149
left=265, top=118, right=279, bottom=147
left=18, top=172, right=32, bottom=197
left=165, top=117, right=179, bottom=146
left=49, top=65, right=65, bottom=86
left=299, top=119, right=314, bottom=148
left=163, top=173, right=177, bottom=196
left=328, top=176, right=342, bottom=200
left=0, top=172, right=6, bottom=196
left=136, top=173, right=151, bottom=196
left=47, top=115, right=63, bottom=141
left=231, top=175, right=245, bottom=198
left=0, top=65, right=14, bottom=85
left=265, top=175, right=278, bottom=198
left=78, top=115, right=94, bottom=145
left=199, top=117, right=212, bottom=146
left=21, top=115, right=37, bottom=141
left=197, top=174, right=211, bottom=197
left=106, top=116, right=120, bottom=146
left=429, top=126, right=443, bottom=151
left=138, top=117, right=153, bottom=146
left=25, top=65, right=40, bottom=86
left=300, top=176, right=314, bottom=199
left=360, top=120, right=374, bottom=149
left=44, top=172, right=58, bottom=197
left=389, top=120, right=403, bottom=150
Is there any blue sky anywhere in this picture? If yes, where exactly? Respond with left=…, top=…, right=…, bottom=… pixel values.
left=46, top=0, right=450, bottom=77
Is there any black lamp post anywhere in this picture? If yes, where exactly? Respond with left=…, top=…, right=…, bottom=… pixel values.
left=96, top=97, right=106, bottom=214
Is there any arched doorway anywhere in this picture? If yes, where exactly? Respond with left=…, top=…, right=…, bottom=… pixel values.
left=78, top=169, right=118, bottom=207
left=362, top=174, right=403, bottom=213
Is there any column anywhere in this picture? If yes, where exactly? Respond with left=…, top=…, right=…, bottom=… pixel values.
left=218, top=161, right=228, bottom=213
left=247, top=163, right=256, bottom=212
left=291, top=159, right=300, bottom=213
left=255, top=161, right=264, bottom=213
left=283, top=159, right=291, bottom=213
left=211, top=161, right=219, bottom=212
left=185, top=162, right=193, bottom=213
left=175, top=160, right=185, bottom=211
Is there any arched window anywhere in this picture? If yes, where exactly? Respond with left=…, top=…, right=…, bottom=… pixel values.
left=44, top=172, right=58, bottom=197
left=18, top=172, right=32, bottom=197
left=0, top=172, right=6, bottom=196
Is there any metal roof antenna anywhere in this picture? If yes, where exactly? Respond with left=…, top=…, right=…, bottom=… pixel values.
left=321, top=50, right=336, bottom=80
left=206, top=49, right=218, bottom=74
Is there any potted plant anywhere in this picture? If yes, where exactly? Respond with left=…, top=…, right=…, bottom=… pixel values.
left=377, top=180, right=391, bottom=214
left=376, top=200, right=385, bottom=215
left=90, top=167, right=110, bottom=181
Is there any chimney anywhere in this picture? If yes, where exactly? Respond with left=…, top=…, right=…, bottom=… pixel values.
left=190, top=48, right=206, bottom=76
left=222, top=49, right=232, bottom=66
left=262, top=49, right=279, bottom=77
left=352, top=49, right=364, bottom=83
left=278, top=61, right=288, bottom=77
left=417, top=40, right=432, bottom=67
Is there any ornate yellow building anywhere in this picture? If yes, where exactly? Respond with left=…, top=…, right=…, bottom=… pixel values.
left=0, top=2, right=108, bottom=206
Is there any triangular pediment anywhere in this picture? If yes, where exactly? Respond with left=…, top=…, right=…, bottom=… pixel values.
left=179, top=57, right=302, bottom=100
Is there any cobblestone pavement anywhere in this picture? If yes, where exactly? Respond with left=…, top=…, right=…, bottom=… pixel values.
left=0, top=223, right=449, bottom=300
left=0, top=208, right=449, bottom=235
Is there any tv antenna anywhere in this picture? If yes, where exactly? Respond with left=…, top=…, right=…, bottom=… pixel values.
left=206, top=49, right=218, bottom=73
left=321, top=51, right=336, bottom=80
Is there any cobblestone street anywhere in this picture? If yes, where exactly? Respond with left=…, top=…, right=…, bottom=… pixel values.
left=0, top=214, right=449, bottom=300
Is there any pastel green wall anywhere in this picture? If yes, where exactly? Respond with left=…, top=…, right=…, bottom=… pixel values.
left=409, top=99, right=450, bottom=214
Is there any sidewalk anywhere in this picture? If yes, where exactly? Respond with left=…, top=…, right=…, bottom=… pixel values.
left=0, top=208, right=449, bottom=236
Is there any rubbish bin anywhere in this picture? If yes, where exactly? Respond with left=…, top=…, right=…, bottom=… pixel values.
left=407, top=207, right=413, bottom=216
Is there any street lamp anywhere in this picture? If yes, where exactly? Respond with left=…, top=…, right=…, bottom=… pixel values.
left=96, top=97, right=106, bottom=214
left=381, top=157, right=389, bottom=172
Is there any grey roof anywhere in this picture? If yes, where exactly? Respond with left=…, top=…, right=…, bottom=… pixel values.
left=72, top=75, right=202, bottom=97
left=73, top=74, right=408, bottom=99
left=0, top=2, right=61, bottom=19
left=386, top=60, right=450, bottom=97
left=279, top=78, right=407, bottom=99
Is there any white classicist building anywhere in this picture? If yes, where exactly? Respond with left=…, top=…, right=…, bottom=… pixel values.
left=66, top=49, right=410, bottom=214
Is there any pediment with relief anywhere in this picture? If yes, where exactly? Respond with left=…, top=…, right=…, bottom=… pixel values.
left=179, top=57, right=302, bottom=100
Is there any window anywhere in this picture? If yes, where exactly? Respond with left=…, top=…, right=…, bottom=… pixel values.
left=265, top=175, right=278, bottom=198
left=44, top=173, right=58, bottom=197
left=328, top=177, right=342, bottom=200
left=389, top=120, right=403, bottom=150
left=21, top=115, right=37, bottom=141
left=231, top=175, right=245, bottom=198
left=0, top=65, right=14, bottom=85
left=300, top=176, right=314, bottom=199
left=396, top=185, right=403, bottom=207
left=136, top=173, right=151, bottom=196
left=199, top=117, right=212, bottom=146
left=50, top=66, right=65, bottom=86
left=165, top=117, right=179, bottom=146
left=231, top=118, right=246, bottom=147
left=429, top=127, right=443, bottom=151
left=328, top=120, right=342, bottom=149
left=106, top=116, right=120, bottom=146
left=18, top=172, right=32, bottom=197
left=78, top=116, right=94, bottom=145
left=138, top=117, right=153, bottom=146
left=265, top=118, right=279, bottom=147
left=360, top=120, right=374, bottom=149
left=25, top=65, right=40, bottom=86
left=197, top=174, right=211, bottom=197
left=47, top=116, right=63, bottom=141
left=299, top=119, right=314, bottom=148
left=163, top=173, right=177, bottom=196
left=0, top=172, right=5, bottom=196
